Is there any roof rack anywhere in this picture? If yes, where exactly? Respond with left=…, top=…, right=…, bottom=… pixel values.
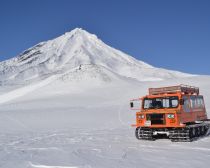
left=149, top=85, right=199, bottom=95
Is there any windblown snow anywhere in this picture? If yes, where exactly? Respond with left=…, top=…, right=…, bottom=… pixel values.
left=0, top=28, right=209, bottom=168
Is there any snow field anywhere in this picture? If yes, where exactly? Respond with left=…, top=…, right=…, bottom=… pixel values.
left=0, top=28, right=209, bottom=168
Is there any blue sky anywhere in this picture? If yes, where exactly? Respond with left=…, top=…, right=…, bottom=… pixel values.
left=0, top=0, right=209, bottom=75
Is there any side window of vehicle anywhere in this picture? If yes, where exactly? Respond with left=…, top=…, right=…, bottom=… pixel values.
left=190, top=96, right=196, bottom=109
left=200, top=97, right=204, bottom=108
left=197, top=96, right=204, bottom=108
left=183, top=96, right=190, bottom=112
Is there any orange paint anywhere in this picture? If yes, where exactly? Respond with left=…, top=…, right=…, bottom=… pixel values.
left=131, top=85, right=207, bottom=129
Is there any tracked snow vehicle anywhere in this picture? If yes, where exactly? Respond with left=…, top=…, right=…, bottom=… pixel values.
left=131, top=85, right=210, bottom=142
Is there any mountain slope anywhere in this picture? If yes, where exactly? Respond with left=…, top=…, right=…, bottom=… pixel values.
left=0, top=28, right=193, bottom=86
left=0, top=28, right=210, bottom=168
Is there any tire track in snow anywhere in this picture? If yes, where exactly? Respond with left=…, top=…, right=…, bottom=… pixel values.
left=29, top=162, right=78, bottom=168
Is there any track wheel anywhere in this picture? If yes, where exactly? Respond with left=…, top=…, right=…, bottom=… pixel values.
left=135, top=127, right=141, bottom=140
left=200, top=126, right=205, bottom=136
left=189, top=128, right=194, bottom=139
left=196, top=127, right=201, bottom=137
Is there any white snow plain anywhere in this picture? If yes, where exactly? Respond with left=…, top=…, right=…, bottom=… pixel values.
left=0, top=28, right=209, bottom=168
left=0, top=75, right=210, bottom=168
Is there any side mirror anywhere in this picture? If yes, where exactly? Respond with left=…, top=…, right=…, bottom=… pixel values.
left=180, top=99, right=184, bottom=105
left=130, top=99, right=141, bottom=110
left=130, top=102, right=134, bottom=108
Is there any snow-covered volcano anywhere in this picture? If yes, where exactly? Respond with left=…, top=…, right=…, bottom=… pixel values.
left=0, top=28, right=192, bottom=85
left=0, top=28, right=210, bottom=168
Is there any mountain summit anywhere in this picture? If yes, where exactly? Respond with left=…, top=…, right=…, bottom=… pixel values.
left=0, top=28, right=192, bottom=85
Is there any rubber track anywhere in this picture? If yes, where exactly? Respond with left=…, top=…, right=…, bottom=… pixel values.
left=135, top=121, right=210, bottom=142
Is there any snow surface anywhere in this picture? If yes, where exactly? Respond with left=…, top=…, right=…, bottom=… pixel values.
left=0, top=28, right=209, bottom=168
left=0, top=28, right=193, bottom=86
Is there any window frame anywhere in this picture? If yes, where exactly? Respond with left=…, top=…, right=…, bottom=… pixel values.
left=143, top=96, right=179, bottom=109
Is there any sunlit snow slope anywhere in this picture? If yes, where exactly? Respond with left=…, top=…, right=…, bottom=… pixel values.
left=0, top=28, right=209, bottom=168
left=0, top=28, right=192, bottom=87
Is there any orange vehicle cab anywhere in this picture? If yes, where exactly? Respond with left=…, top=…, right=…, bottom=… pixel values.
left=130, top=85, right=209, bottom=141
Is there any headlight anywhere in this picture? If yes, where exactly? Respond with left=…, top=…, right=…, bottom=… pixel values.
left=138, top=114, right=144, bottom=119
left=167, top=114, right=175, bottom=119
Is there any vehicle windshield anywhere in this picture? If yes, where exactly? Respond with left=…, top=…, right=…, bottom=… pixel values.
left=143, top=96, right=179, bottom=109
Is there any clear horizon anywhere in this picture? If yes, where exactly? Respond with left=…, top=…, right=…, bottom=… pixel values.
left=0, top=0, right=209, bottom=75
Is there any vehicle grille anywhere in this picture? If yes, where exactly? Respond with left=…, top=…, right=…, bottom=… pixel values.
left=146, top=114, right=165, bottom=125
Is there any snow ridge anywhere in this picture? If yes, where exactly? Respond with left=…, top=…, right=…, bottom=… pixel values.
left=0, top=28, right=193, bottom=86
